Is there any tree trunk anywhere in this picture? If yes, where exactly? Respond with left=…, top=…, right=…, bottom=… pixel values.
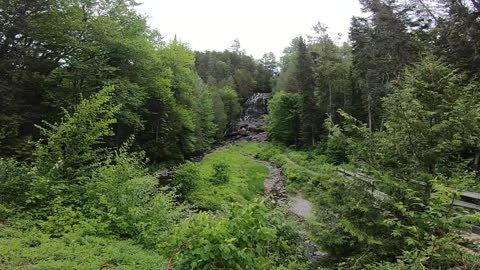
left=329, top=84, right=333, bottom=121
left=367, top=93, right=372, bottom=132
left=311, top=126, right=315, bottom=146
left=474, top=147, right=480, bottom=176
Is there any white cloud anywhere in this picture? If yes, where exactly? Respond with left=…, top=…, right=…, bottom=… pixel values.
left=136, top=0, right=362, bottom=58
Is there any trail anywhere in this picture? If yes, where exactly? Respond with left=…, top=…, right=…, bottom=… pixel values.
left=261, top=152, right=314, bottom=219
left=261, top=160, right=288, bottom=207
left=289, top=193, right=313, bottom=219
left=257, top=156, right=325, bottom=261
left=158, top=92, right=324, bottom=260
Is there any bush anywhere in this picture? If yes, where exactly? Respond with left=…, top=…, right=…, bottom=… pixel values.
left=187, top=146, right=268, bottom=211
left=39, top=198, right=83, bottom=237
left=308, top=168, right=480, bottom=269
left=256, top=143, right=284, bottom=160
left=85, top=147, right=183, bottom=248
left=0, top=158, right=31, bottom=207
left=210, top=161, right=230, bottom=185
left=174, top=161, right=200, bottom=196
left=29, top=86, right=120, bottom=211
left=0, top=225, right=167, bottom=269
left=160, top=201, right=308, bottom=270
left=324, top=118, right=349, bottom=164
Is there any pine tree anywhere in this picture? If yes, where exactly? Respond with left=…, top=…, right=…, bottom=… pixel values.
left=350, top=0, right=418, bottom=130
left=295, top=37, right=318, bottom=145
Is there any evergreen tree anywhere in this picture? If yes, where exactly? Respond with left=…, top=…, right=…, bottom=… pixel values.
left=350, top=0, right=419, bottom=130
left=256, top=52, right=277, bottom=93
left=383, top=54, right=480, bottom=175
left=296, top=37, right=318, bottom=145
left=266, top=92, right=301, bottom=144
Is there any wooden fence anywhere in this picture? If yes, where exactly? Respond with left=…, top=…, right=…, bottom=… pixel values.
left=337, top=168, right=480, bottom=235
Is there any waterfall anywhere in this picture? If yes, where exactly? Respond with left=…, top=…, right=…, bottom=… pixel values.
left=240, top=93, right=271, bottom=122
left=225, top=92, right=271, bottom=141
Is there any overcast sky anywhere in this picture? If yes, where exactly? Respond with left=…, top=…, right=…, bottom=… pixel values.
left=136, top=0, right=363, bottom=59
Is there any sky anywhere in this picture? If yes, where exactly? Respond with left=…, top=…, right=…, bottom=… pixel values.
left=136, top=0, right=363, bottom=59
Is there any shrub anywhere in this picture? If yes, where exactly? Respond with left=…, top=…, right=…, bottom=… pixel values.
left=324, top=118, right=349, bottom=164
left=160, top=201, right=308, bottom=270
left=39, top=198, right=83, bottom=237
left=29, top=86, right=120, bottom=211
left=0, top=158, right=31, bottom=207
left=0, top=225, right=167, bottom=269
left=256, top=143, right=283, bottom=160
left=85, top=147, right=183, bottom=248
left=309, top=169, right=480, bottom=269
left=174, top=161, right=199, bottom=196
left=187, top=146, right=268, bottom=210
left=210, top=161, right=230, bottom=185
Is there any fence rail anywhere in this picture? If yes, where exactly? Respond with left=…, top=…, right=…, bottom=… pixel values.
left=336, top=168, right=480, bottom=234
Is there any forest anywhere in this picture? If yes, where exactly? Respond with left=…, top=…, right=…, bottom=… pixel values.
left=1, top=0, right=480, bottom=269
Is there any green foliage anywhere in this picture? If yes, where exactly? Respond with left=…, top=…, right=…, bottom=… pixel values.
left=187, top=145, right=269, bottom=210
left=0, top=0, right=237, bottom=163
left=195, top=49, right=273, bottom=100
left=174, top=161, right=200, bottom=197
left=323, top=110, right=394, bottom=168
left=210, top=161, right=230, bottom=185
left=312, top=169, right=480, bottom=268
left=160, top=201, right=308, bottom=270
left=266, top=92, right=301, bottom=145
left=296, top=37, right=319, bottom=146
left=0, top=225, right=167, bottom=269
left=310, top=24, right=353, bottom=122
left=220, top=86, right=242, bottom=128
left=29, top=86, right=120, bottom=210
left=193, top=83, right=218, bottom=150
left=38, top=198, right=84, bottom=238
left=323, top=118, right=349, bottom=164
left=255, top=143, right=284, bottom=161
left=0, top=159, right=31, bottom=207
left=252, top=139, right=480, bottom=269
left=85, top=147, right=183, bottom=248
left=383, top=54, right=480, bottom=175
left=350, top=1, right=419, bottom=130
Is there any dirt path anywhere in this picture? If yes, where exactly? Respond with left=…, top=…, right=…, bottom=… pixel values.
left=260, top=159, right=313, bottom=218
left=258, top=157, right=325, bottom=261
left=261, top=160, right=288, bottom=207
left=289, top=193, right=313, bottom=219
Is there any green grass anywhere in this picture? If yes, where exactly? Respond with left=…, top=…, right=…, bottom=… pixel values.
left=0, top=224, right=166, bottom=270
left=188, top=144, right=269, bottom=210
left=239, top=142, right=339, bottom=195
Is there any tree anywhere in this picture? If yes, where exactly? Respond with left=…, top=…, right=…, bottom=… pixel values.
left=220, top=87, right=241, bottom=129
left=350, top=0, right=419, bottom=130
left=266, top=92, right=301, bottom=145
left=309, top=23, right=352, bottom=122
left=230, top=38, right=244, bottom=55
left=195, top=50, right=265, bottom=100
left=256, top=52, right=277, bottom=93
left=30, top=86, right=120, bottom=209
left=383, top=54, right=480, bottom=176
left=435, top=0, right=480, bottom=76
left=296, top=37, right=318, bottom=145
left=193, top=81, right=218, bottom=151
